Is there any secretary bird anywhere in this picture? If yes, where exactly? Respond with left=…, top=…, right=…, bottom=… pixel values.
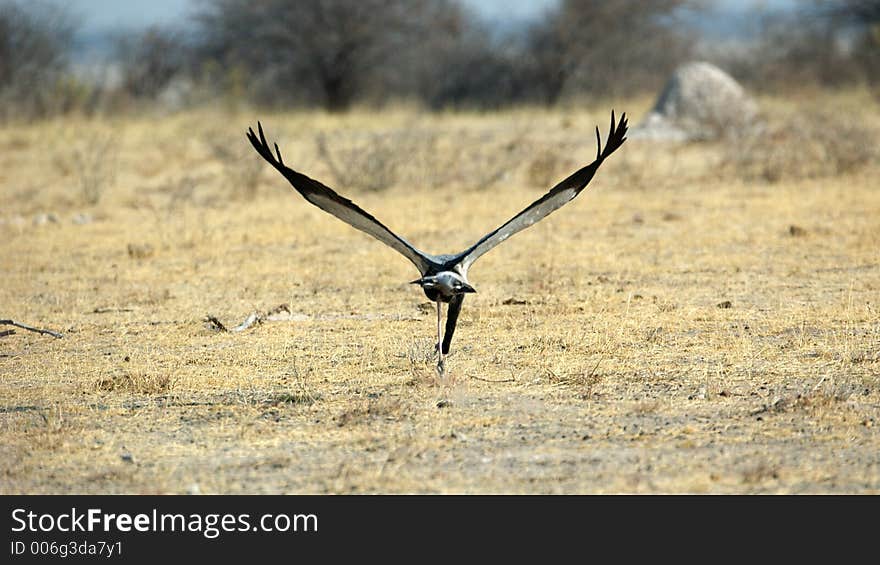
left=247, top=111, right=628, bottom=374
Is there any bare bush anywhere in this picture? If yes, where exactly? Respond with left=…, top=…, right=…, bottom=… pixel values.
left=70, top=132, right=119, bottom=205
left=722, top=109, right=878, bottom=183
left=314, top=125, right=528, bottom=193
left=316, top=130, right=402, bottom=192
left=204, top=132, right=263, bottom=200
left=526, top=151, right=570, bottom=189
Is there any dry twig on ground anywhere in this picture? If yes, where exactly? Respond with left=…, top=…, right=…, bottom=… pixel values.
left=0, top=319, right=63, bottom=338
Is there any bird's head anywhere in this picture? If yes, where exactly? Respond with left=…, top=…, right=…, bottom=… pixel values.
left=410, top=271, right=476, bottom=296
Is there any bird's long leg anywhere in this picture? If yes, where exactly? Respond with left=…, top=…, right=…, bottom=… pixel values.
left=436, top=300, right=445, bottom=377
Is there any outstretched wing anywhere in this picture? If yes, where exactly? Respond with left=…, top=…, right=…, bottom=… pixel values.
left=441, top=294, right=465, bottom=354
left=247, top=122, right=437, bottom=275
left=454, top=111, right=628, bottom=271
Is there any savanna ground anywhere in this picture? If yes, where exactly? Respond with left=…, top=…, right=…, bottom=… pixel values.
left=1, top=92, right=879, bottom=494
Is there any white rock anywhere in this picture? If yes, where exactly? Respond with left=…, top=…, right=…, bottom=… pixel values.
left=633, top=61, right=759, bottom=142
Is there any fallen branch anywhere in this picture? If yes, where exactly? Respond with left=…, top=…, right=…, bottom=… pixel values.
left=91, top=306, right=135, bottom=314
left=0, top=319, right=63, bottom=339
left=469, top=375, right=516, bottom=383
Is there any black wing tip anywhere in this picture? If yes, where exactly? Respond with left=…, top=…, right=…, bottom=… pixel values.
left=598, top=109, right=628, bottom=160
left=247, top=120, right=290, bottom=168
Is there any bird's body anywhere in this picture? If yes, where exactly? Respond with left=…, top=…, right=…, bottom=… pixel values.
left=412, top=270, right=475, bottom=302
left=247, top=111, right=628, bottom=375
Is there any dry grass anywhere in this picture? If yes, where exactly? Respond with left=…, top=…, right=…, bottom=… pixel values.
left=1, top=93, right=879, bottom=493
left=723, top=101, right=878, bottom=183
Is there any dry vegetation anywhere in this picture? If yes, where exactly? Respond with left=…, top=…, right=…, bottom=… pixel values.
left=1, top=92, right=879, bottom=493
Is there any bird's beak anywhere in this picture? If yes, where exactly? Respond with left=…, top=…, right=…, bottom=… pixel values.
left=409, top=278, right=423, bottom=285
left=462, top=284, right=477, bottom=294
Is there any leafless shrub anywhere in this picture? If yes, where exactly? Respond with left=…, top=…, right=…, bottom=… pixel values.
left=525, top=149, right=580, bottom=189
left=95, top=372, right=175, bottom=395
left=316, top=131, right=402, bottom=192
left=315, top=126, right=528, bottom=192
left=71, top=132, right=119, bottom=205
left=204, top=133, right=263, bottom=200
left=722, top=109, right=877, bottom=183
left=335, top=396, right=404, bottom=427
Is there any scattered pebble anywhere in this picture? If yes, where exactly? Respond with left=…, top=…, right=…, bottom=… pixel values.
left=72, top=213, right=93, bottom=225
left=717, top=300, right=732, bottom=309
left=120, top=453, right=135, bottom=464
left=127, top=243, right=155, bottom=259
left=788, top=225, right=807, bottom=237
left=32, top=213, right=59, bottom=226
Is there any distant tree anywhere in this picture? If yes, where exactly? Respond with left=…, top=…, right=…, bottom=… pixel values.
left=824, top=0, right=880, bottom=87
left=718, top=2, right=871, bottom=92
left=115, top=26, right=190, bottom=100
left=829, top=0, right=880, bottom=23
left=524, top=0, right=695, bottom=105
left=196, top=0, right=459, bottom=111
left=390, top=2, right=525, bottom=109
left=0, top=0, right=76, bottom=119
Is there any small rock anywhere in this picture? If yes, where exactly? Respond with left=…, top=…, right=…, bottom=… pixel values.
left=33, top=213, right=59, bottom=226
left=632, top=213, right=644, bottom=224
left=436, top=399, right=453, bottom=409
left=127, top=243, right=155, bottom=259
left=72, top=213, right=93, bottom=225
left=120, top=453, right=134, bottom=464
left=788, top=225, right=807, bottom=237
left=502, top=297, right=528, bottom=305
left=717, top=300, right=732, bottom=309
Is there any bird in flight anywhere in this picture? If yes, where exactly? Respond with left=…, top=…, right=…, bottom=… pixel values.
left=247, top=111, right=627, bottom=375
